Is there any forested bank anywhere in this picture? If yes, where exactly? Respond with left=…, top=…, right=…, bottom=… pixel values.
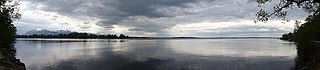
left=16, top=32, right=129, bottom=39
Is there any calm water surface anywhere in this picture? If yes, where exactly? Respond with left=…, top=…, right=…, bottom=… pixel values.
left=15, top=38, right=296, bottom=70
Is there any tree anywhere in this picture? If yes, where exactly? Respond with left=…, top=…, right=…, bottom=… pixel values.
left=0, top=0, right=21, bottom=47
left=280, top=32, right=293, bottom=41
left=255, top=0, right=320, bottom=23
left=256, top=1, right=320, bottom=69
left=119, top=34, right=128, bottom=39
left=292, top=13, right=320, bottom=43
left=0, top=1, right=25, bottom=70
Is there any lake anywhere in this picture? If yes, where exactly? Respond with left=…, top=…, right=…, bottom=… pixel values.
left=15, top=38, right=296, bottom=70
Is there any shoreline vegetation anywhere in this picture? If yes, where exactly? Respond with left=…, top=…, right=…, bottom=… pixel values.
left=17, top=32, right=130, bottom=39
left=0, top=0, right=26, bottom=69
left=16, top=33, right=279, bottom=39
left=279, top=11, right=320, bottom=69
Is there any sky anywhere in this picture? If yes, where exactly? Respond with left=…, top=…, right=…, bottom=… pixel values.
left=14, top=0, right=309, bottom=37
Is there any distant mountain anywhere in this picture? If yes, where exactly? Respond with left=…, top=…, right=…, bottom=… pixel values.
left=23, top=29, right=72, bottom=35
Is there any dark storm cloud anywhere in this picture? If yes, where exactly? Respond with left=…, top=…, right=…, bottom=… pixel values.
left=113, top=0, right=197, bottom=17
left=25, top=0, right=205, bottom=35
left=120, top=16, right=176, bottom=36
left=27, top=0, right=199, bottom=18
left=20, top=0, right=308, bottom=36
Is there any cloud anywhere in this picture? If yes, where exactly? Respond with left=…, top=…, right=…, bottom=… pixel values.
left=169, top=20, right=296, bottom=37
left=15, top=0, right=308, bottom=36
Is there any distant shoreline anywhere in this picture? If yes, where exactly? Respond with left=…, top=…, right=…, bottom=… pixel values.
left=16, top=37, right=279, bottom=39
left=17, top=32, right=280, bottom=39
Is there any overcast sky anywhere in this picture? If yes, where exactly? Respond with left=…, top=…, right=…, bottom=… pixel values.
left=14, top=0, right=309, bottom=37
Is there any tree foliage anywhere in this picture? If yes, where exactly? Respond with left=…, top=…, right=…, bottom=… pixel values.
left=292, top=12, right=320, bottom=43
left=279, top=32, right=293, bottom=41
left=0, top=0, right=26, bottom=70
left=0, top=0, right=21, bottom=47
left=255, top=0, right=320, bottom=23
left=16, top=32, right=130, bottom=39
left=262, top=0, right=320, bottom=69
left=289, top=13, right=320, bottom=70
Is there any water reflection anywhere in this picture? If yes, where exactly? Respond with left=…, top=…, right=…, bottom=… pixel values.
left=168, top=39, right=296, bottom=57
left=15, top=38, right=296, bottom=70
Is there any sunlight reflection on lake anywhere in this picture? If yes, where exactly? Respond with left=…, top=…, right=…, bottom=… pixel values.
left=15, top=38, right=296, bottom=70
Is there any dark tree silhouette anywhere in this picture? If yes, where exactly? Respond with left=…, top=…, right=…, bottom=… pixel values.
left=292, top=13, right=320, bottom=70
left=255, top=0, right=320, bottom=23
left=0, top=0, right=25, bottom=70
left=0, top=0, right=21, bottom=47
left=257, top=0, right=320, bottom=69
left=279, top=32, right=293, bottom=41
left=16, top=33, right=130, bottom=39
left=119, top=34, right=129, bottom=39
